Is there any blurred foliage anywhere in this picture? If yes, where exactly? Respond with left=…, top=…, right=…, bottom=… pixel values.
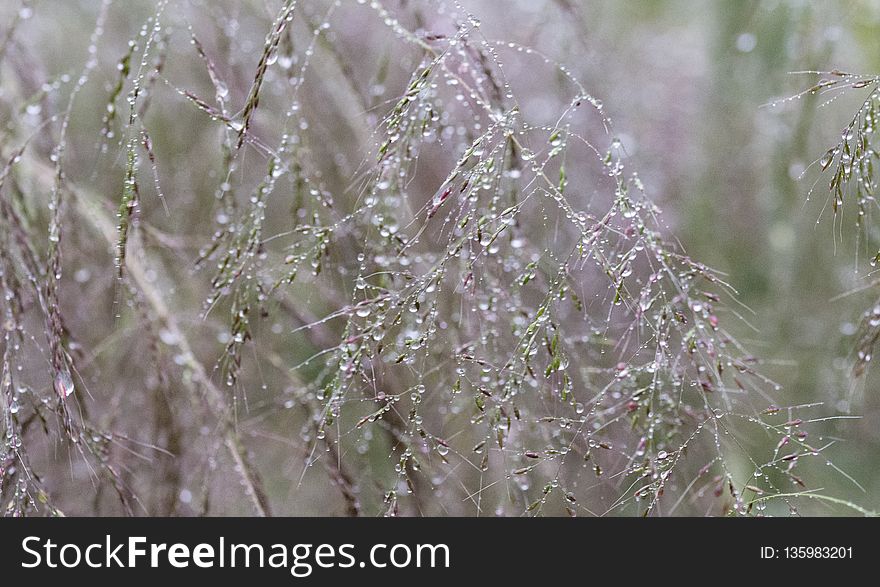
left=1, top=0, right=879, bottom=516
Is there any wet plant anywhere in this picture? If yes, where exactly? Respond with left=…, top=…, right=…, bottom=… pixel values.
left=0, top=0, right=868, bottom=517
left=796, top=70, right=880, bottom=381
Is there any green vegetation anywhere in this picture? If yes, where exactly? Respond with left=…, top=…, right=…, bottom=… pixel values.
left=1, top=0, right=879, bottom=516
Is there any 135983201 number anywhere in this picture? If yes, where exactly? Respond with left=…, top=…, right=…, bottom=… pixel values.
left=782, top=547, right=853, bottom=559
left=761, top=546, right=854, bottom=560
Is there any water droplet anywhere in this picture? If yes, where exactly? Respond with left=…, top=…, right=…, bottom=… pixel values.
left=54, top=370, right=75, bottom=399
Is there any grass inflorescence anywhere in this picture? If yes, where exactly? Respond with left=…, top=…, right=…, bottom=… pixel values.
left=0, top=0, right=868, bottom=517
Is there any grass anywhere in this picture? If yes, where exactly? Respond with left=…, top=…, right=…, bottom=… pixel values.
left=799, top=71, right=880, bottom=379
left=0, top=0, right=872, bottom=517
